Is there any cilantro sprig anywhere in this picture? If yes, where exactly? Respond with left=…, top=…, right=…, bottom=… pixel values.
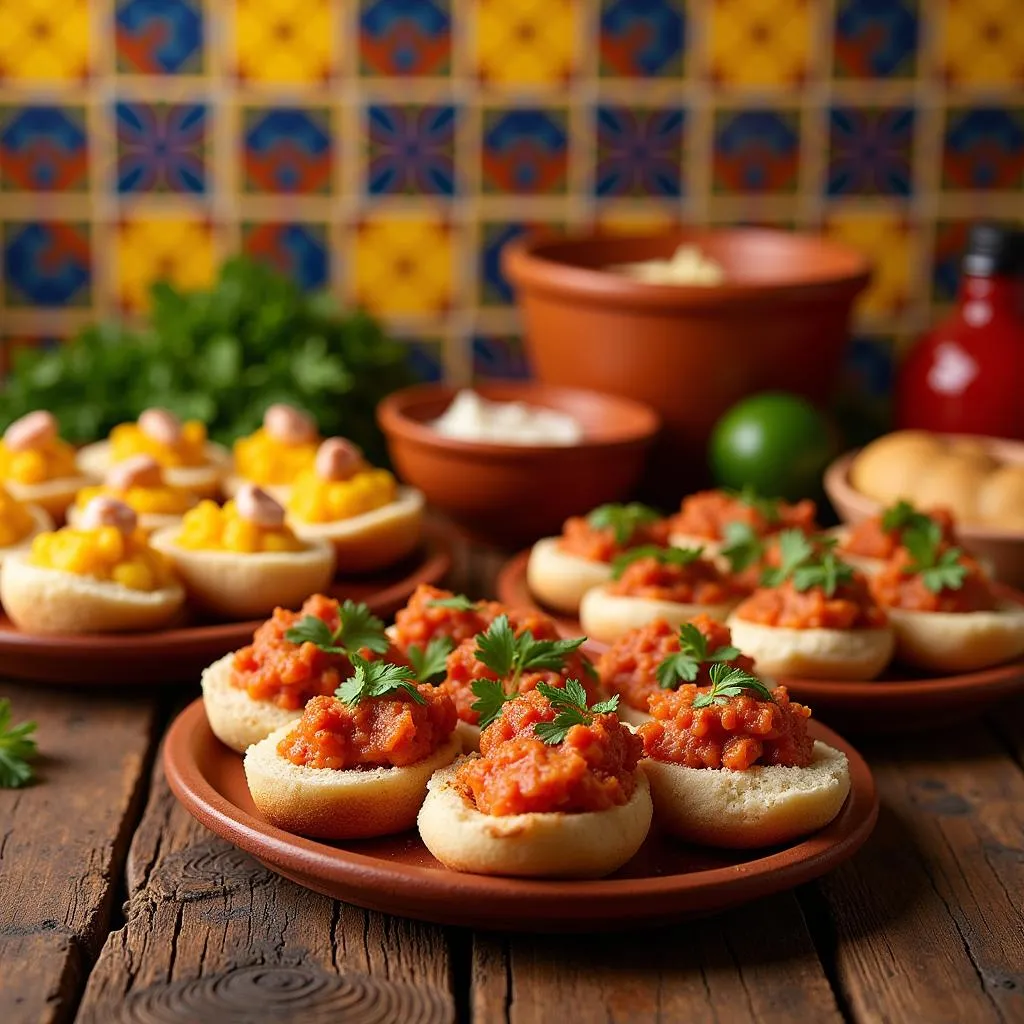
left=901, top=521, right=967, bottom=594
left=284, top=600, right=388, bottom=656
left=881, top=499, right=934, bottom=536
left=336, top=656, right=425, bottom=706
left=0, top=699, right=38, bottom=789
left=587, top=503, right=661, bottom=545
left=406, top=636, right=454, bottom=684
left=760, top=530, right=854, bottom=598
left=611, top=545, right=704, bottom=581
left=427, top=594, right=478, bottom=612
left=656, top=623, right=741, bottom=690
left=532, top=680, right=620, bottom=745
left=691, top=663, right=776, bottom=709
left=720, top=521, right=765, bottom=573
left=726, top=485, right=781, bottom=524
left=470, top=679, right=515, bottom=729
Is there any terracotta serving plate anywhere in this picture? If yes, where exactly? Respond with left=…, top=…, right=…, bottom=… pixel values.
left=164, top=698, right=878, bottom=932
left=496, top=550, right=1024, bottom=733
left=0, top=523, right=452, bottom=685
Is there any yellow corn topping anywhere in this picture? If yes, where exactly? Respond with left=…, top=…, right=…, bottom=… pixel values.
left=74, top=483, right=197, bottom=516
left=175, top=499, right=305, bottom=553
left=0, top=486, right=35, bottom=547
left=232, top=428, right=318, bottom=486
left=110, top=419, right=209, bottom=467
left=29, top=526, right=175, bottom=591
left=287, top=467, right=397, bottom=524
left=0, top=437, right=78, bottom=485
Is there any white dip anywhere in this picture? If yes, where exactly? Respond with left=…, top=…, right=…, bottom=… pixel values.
left=608, top=244, right=725, bottom=285
left=429, top=390, right=584, bottom=445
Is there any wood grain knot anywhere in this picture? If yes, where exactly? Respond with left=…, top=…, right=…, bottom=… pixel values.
left=118, top=964, right=452, bottom=1024
left=147, top=841, right=274, bottom=901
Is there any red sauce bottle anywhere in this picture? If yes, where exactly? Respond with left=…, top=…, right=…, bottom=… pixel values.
left=896, top=222, right=1024, bottom=440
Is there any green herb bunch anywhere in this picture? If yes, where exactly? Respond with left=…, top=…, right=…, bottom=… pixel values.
left=761, top=530, right=854, bottom=598
left=656, top=622, right=742, bottom=690
left=586, top=503, right=661, bottom=545
left=691, top=664, right=776, bottom=709
left=900, top=520, right=967, bottom=594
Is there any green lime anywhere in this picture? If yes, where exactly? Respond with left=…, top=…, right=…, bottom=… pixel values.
left=709, top=392, right=838, bottom=501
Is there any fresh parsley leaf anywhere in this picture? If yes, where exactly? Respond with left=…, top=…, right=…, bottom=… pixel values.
left=406, top=636, right=454, bottom=684
left=720, top=521, right=764, bottom=574
left=727, top=485, right=781, bottom=524
left=791, top=551, right=855, bottom=598
left=285, top=601, right=388, bottom=656
left=472, top=615, right=587, bottom=689
left=336, top=656, right=425, bottom=706
left=532, top=680, right=621, bottom=745
left=692, top=663, right=776, bottom=709
left=761, top=529, right=814, bottom=586
left=0, top=699, right=38, bottom=789
left=655, top=622, right=742, bottom=690
left=901, top=523, right=967, bottom=594
left=284, top=615, right=339, bottom=652
left=473, top=614, right=518, bottom=679
left=519, top=636, right=587, bottom=673
left=611, top=545, right=704, bottom=580
left=427, top=594, right=478, bottom=612
left=587, top=503, right=661, bottom=545
left=881, top=500, right=933, bottom=536
left=470, top=678, right=515, bottom=729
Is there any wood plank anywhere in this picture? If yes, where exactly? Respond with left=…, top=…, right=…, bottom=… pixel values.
left=473, top=892, right=844, bottom=1024
left=818, top=723, right=1024, bottom=1024
left=0, top=681, right=159, bottom=1024
left=76, top=748, right=456, bottom=1024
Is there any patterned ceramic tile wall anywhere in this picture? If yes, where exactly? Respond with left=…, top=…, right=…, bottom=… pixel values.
left=0, top=0, right=1021, bottom=414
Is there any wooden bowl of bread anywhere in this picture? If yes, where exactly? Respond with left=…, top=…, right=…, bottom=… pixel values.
left=825, top=431, right=1024, bottom=587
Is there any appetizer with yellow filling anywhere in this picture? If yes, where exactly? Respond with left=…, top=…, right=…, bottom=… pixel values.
left=286, top=437, right=424, bottom=573
left=638, top=664, right=850, bottom=848
left=727, top=532, right=894, bottom=680
left=68, top=455, right=198, bottom=534
left=76, top=407, right=229, bottom=499
left=0, top=497, right=184, bottom=633
left=245, top=657, right=461, bottom=839
left=598, top=615, right=756, bottom=726
left=0, top=485, right=52, bottom=570
left=202, top=594, right=391, bottom=753
left=579, top=546, right=749, bottom=644
left=226, top=403, right=320, bottom=503
left=0, top=411, right=92, bottom=520
left=527, top=503, right=669, bottom=614
left=150, top=484, right=334, bottom=619
left=869, top=521, right=1024, bottom=672
left=418, top=683, right=652, bottom=878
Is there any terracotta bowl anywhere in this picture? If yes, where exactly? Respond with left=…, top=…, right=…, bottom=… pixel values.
left=377, top=383, right=659, bottom=548
left=504, top=228, right=870, bottom=503
left=824, top=437, right=1024, bottom=587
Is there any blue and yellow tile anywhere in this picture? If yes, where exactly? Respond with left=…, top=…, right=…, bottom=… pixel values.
left=0, top=0, right=91, bottom=82
left=0, top=106, right=88, bottom=191
left=3, top=222, right=92, bottom=307
left=596, top=105, right=685, bottom=197
left=472, top=335, right=531, bottom=381
left=932, top=220, right=971, bottom=304
left=242, top=106, right=333, bottom=194
left=234, top=0, right=336, bottom=84
left=599, top=0, right=685, bottom=78
left=366, top=104, right=457, bottom=196
left=713, top=109, right=800, bottom=194
left=940, top=0, right=1024, bottom=87
left=707, top=0, right=813, bottom=88
left=833, top=0, right=918, bottom=78
left=481, top=108, right=568, bottom=194
left=942, top=107, right=1024, bottom=190
left=399, top=335, right=446, bottom=382
left=479, top=221, right=563, bottom=306
left=242, top=223, right=330, bottom=291
left=474, top=0, right=578, bottom=89
left=116, top=102, right=208, bottom=194
left=360, top=0, right=450, bottom=77
left=827, top=106, right=915, bottom=196
left=115, top=0, right=205, bottom=74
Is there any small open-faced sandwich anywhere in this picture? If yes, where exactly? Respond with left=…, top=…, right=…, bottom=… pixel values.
left=527, top=502, right=670, bottom=614
left=599, top=614, right=756, bottom=726
left=418, top=683, right=651, bottom=878
left=225, top=403, right=321, bottom=503
left=68, top=455, right=198, bottom=535
left=669, top=487, right=818, bottom=562
left=579, top=545, right=749, bottom=644
left=0, top=411, right=92, bottom=521
left=245, top=656, right=461, bottom=839
left=727, top=531, right=894, bottom=680
left=76, top=408, right=229, bottom=499
left=439, top=612, right=599, bottom=751
left=1, top=496, right=184, bottom=633
left=869, top=520, right=1024, bottom=672
left=150, top=484, right=334, bottom=620
left=387, top=585, right=508, bottom=656
left=638, top=663, right=850, bottom=848
left=286, top=437, right=424, bottom=573
left=0, top=485, right=52, bottom=572
left=202, top=593, right=392, bottom=752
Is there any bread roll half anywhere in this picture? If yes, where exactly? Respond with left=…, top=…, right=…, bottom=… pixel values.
left=526, top=536, right=613, bottom=614
left=201, top=652, right=305, bottom=753
left=4, top=476, right=92, bottom=523
left=417, top=760, right=652, bottom=878
left=77, top=441, right=230, bottom=500
left=580, top=585, right=739, bottom=644
left=644, top=740, right=851, bottom=849
left=0, top=504, right=53, bottom=569
left=727, top=615, right=894, bottom=680
left=886, top=602, right=1024, bottom=673
left=0, top=552, right=185, bottom=634
left=245, top=722, right=462, bottom=839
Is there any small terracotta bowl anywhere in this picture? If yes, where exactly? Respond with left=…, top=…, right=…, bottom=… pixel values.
left=377, top=383, right=659, bottom=548
left=824, top=441, right=1024, bottom=588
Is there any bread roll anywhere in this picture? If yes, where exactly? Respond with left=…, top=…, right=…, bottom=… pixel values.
left=977, top=466, right=1024, bottom=530
left=417, top=760, right=652, bottom=878
left=3, top=476, right=92, bottom=523
left=76, top=440, right=229, bottom=500
left=526, top=536, right=613, bottom=614
left=580, top=585, right=739, bottom=644
left=849, top=432, right=943, bottom=504
left=0, top=504, right=52, bottom=569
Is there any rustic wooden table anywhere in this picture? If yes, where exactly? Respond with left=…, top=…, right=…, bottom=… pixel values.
left=2, top=539, right=1023, bottom=1024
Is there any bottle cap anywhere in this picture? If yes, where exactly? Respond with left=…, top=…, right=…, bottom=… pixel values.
left=962, top=222, right=1024, bottom=277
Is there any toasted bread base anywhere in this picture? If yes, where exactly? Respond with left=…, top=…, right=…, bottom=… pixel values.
left=289, top=487, right=424, bottom=573
left=417, top=760, right=653, bottom=878
left=0, top=504, right=53, bottom=570
left=245, top=723, right=461, bottom=839
left=644, top=740, right=851, bottom=849
left=149, top=528, right=335, bottom=620
left=77, top=441, right=229, bottom=500
left=4, top=477, right=93, bottom=524
left=580, top=585, right=739, bottom=644
left=525, top=537, right=612, bottom=614
left=0, top=553, right=185, bottom=634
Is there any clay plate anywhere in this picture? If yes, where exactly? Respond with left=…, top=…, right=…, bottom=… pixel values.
left=0, top=522, right=453, bottom=685
left=164, top=698, right=877, bottom=932
left=496, top=550, right=1024, bottom=733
